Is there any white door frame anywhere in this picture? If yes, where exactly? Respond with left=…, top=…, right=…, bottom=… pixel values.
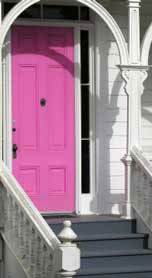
left=3, top=20, right=96, bottom=215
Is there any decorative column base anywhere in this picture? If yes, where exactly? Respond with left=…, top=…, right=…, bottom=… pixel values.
left=121, top=154, right=134, bottom=219
left=57, top=271, right=77, bottom=278
left=122, top=202, right=134, bottom=219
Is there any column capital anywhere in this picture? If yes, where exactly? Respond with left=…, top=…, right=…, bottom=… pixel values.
left=118, top=65, right=150, bottom=96
left=127, top=0, right=141, bottom=8
left=118, top=65, right=150, bottom=72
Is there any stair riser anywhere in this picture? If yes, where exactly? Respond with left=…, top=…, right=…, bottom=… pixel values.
left=76, top=272, right=152, bottom=278
left=81, top=254, right=152, bottom=269
left=77, top=238, right=147, bottom=252
left=50, top=220, right=136, bottom=236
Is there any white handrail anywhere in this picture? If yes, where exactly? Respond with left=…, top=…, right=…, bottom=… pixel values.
left=131, top=146, right=152, bottom=180
left=131, top=146, right=152, bottom=232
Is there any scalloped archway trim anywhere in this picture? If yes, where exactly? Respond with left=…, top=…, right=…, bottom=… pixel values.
left=0, top=0, right=129, bottom=64
left=141, top=22, right=152, bottom=65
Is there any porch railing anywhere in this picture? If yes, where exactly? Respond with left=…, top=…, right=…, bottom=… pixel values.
left=131, top=146, right=152, bottom=230
left=0, top=161, right=80, bottom=278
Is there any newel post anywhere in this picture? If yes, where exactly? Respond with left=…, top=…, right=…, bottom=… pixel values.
left=54, top=221, right=80, bottom=278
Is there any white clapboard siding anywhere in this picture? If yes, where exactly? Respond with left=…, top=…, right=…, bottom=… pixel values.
left=108, top=81, right=125, bottom=96
left=107, top=54, right=120, bottom=67
left=106, top=122, right=127, bottom=136
left=142, top=139, right=152, bottom=146
left=105, top=149, right=126, bottom=162
left=105, top=188, right=125, bottom=196
left=142, top=92, right=152, bottom=103
left=97, top=11, right=152, bottom=214
left=104, top=203, right=124, bottom=215
left=105, top=109, right=127, bottom=122
left=106, top=176, right=125, bottom=190
left=105, top=135, right=127, bottom=149
left=104, top=189, right=125, bottom=215
left=142, top=114, right=152, bottom=125
left=106, top=162, right=125, bottom=177
left=106, top=42, right=119, bottom=55
left=106, top=95, right=127, bottom=109
left=142, top=126, right=152, bottom=138
left=141, top=51, right=152, bottom=148
left=108, top=68, right=122, bottom=82
left=113, top=15, right=128, bottom=28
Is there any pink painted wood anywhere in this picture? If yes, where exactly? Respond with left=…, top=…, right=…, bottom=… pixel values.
left=12, top=26, right=75, bottom=212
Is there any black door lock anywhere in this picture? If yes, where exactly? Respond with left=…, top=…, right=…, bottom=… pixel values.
left=40, top=98, right=46, bottom=107
left=13, top=144, right=18, bottom=159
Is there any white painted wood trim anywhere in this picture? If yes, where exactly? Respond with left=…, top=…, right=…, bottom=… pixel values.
left=128, top=0, right=141, bottom=64
left=89, top=25, right=96, bottom=207
left=141, top=21, right=152, bottom=65
left=0, top=0, right=129, bottom=63
left=95, top=17, right=107, bottom=214
left=80, top=25, right=96, bottom=215
left=3, top=31, right=12, bottom=171
left=15, top=20, right=94, bottom=27
left=75, top=26, right=81, bottom=214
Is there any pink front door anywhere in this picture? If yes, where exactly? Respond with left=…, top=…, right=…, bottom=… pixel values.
left=12, top=26, right=75, bottom=212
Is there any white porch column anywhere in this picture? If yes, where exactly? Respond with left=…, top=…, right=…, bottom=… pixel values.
left=127, top=0, right=141, bottom=149
left=128, top=0, right=141, bottom=64
left=120, top=0, right=147, bottom=218
left=120, top=66, right=148, bottom=218
left=0, top=0, right=2, bottom=160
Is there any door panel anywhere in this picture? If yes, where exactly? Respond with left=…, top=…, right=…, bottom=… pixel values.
left=12, top=26, right=75, bottom=212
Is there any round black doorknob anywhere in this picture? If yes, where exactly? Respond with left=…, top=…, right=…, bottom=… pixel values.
left=40, top=98, right=46, bottom=107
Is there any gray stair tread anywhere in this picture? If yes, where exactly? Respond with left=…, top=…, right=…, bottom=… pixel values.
left=77, top=266, right=152, bottom=276
left=81, top=248, right=152, bottom=258
left=76, top=233, right=148, bottom=241
left=46, top=215, right=135, bottom=224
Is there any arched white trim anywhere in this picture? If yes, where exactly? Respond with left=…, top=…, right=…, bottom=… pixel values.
left=141, top=22, right=152, bottom=65
left=0, top=0, right=129, bottom=64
